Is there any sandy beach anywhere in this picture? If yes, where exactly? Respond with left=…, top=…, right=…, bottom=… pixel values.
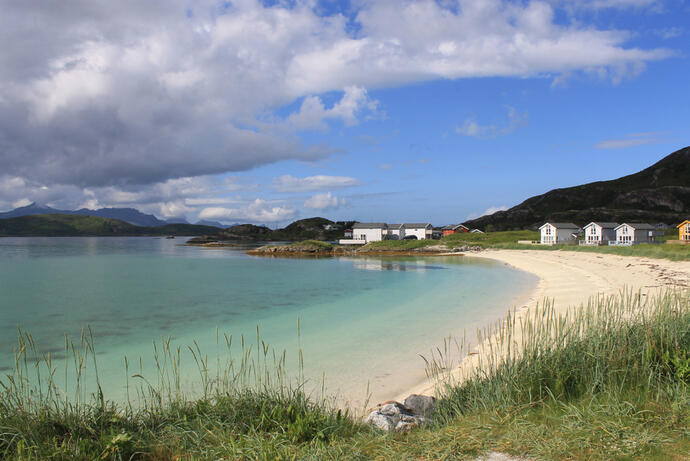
left=395, top=249, right=690, bottom=401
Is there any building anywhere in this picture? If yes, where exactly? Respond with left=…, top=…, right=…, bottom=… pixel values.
left=387, top=224, right=404, bottom=240
left=343, top=229, right=353, bottom=238
left=677, top=220, right=690, bottom=242
left=402, top=223, right=433, bottom=240
left=581, top=222, right=618, bottom=246
left=470, top=229, right=485, bottom=234
left=539, top=222, right=580, bottom=245
left=351, top=223, right=388, bottom=242
left=442, top=224, right=469, bottom=236
left=613, top=223, right=657, bottom=245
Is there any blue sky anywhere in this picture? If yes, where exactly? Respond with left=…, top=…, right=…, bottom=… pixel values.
left=0, top=0, right=688, bottom=226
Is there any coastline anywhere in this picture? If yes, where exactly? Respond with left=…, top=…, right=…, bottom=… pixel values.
left=394, top=249, right=690, bottom=402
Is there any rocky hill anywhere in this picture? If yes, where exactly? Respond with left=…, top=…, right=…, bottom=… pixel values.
left=463, top=146, right=690, bottom=231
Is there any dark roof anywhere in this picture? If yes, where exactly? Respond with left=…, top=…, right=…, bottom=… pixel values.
left=352, top=222, right=387, bottom=229
left=616, top=223, right=655, bottom=230
left=540, top=222, right=579, bottom=229
left=387, top=223, right=403, bottom=229
left=587, top=222, right=619, bottom=229
left=403, top=223, right=432, bottom=228
left=443, top=224, right=468, bottom=230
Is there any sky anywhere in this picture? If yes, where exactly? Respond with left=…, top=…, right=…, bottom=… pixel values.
left=0, top=0, right=688, bottom=226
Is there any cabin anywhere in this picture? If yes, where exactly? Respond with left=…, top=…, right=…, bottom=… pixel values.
left=470, top=229, right=484, bottom=234
left=678, top=220, right=690, bottom=242
left=581, top=222, right=618, bottom=246
left=386, top=224, right=404, bottom=240
left=351, top=223, right=388, bottom=243
left=343, top=229, right=353, bottom=238
left=539, top=222, right=579, bottom=245
left=402, top=223, right=433, bottom=240
left=613, top=223, right=657, bottom=245
left=442, top=224, right=469, bottom=236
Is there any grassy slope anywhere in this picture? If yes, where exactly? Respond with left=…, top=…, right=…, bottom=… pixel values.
left=0, top=214, right=221, bottom=236
left=1, top=290, right=688, bottom=460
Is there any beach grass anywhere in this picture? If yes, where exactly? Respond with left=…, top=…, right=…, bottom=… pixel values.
left=1, top=289, right=688, bottom=459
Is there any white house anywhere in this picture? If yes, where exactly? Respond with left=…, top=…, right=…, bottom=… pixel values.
left=402, top=223, right=433, bottom=240
left=470, top=229, right=485, bottom=234
left=613, top=223, right=657, bottom=245
left=351, top=222, right=388, bottom=243
left=582, top=222, right=618, bottom=245
left=386, top=224, right=404, bottom=240
left=539, top=222, right=580, bottom=245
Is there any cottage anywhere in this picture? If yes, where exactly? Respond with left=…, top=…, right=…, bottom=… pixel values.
left=442, top=224, right=469, bottom=236
left=677, top=220, right=690, bottom=242
left=352, top=223, right=388, bottom=243
left=387, top=224, right=404, bottom=240
left=402, top=223, right=433, bottom=240
left=539, top=222, right=579, bottom=245
left=613, top=223, right=656, bottom=245
left=470, top=229, right=485, bottom=234
left=581, top=222, right=618, bottom=246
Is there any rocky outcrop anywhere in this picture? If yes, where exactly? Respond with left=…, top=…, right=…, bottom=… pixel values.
left=364, top=395, right=436, bottom=433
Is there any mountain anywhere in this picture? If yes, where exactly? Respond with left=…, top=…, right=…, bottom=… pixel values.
left=0, top=214, right=222, bottom=237
left=463, top=146, right=690, bottom=231
left=0, top=202, right=167, bottom=226
left=187, top=217, right=354, bottom=244
left=195, top=219, right=227, bottom=228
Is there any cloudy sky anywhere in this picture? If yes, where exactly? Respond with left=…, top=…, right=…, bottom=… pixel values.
left=1, top=0, right=688, bottom=225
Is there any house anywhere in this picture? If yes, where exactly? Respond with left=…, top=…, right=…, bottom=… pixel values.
left=613, top=223, right=657, bottom=245
left=402, top=223, right=433, bottom=240
left=470, top=229, right=484, bottom=234
left=539, top=222, right=580, bottom=245
left=442, top=224, right=469, bottom=236
left=352, top=223, right=388, bottom=242
left=343, top=229, right=353, bottom=238
left=386, top=224, right=404, bottom=240
left=432, top=227, right=444, bottom=239
left=677, top=220, right=690, bottom=242
left=581, top=222, right=618, bottom=246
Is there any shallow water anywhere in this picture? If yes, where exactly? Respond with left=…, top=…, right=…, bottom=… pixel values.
left=0, top=237, right=537, bottom=407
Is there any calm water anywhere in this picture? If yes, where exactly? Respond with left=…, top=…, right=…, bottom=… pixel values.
left=0, top=237, right=536, bottom=407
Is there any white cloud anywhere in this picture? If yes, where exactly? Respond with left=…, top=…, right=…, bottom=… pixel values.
left=198, top=199, right=297, bottom=223
left=595, top=132, right=665, bottom=149
left=272, top=175, right=360, bottom=192
left=303, top=192, right=347, bottom=210
left=467, top=205, right=509, bottom=220
left=456, top=107, right=528, bottom=139
left=0, top=0, right=672, bottom=191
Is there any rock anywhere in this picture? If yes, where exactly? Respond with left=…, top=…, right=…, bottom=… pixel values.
left=365, top=411, right=395, bottom=432
left=402, top=394, right=436, bottom=418
left=394, top=419, right=419, bottom=433
left=379, top=402, right=409, bottom=417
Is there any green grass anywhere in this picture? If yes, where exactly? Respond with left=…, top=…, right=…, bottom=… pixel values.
left=441, top=230, right=540, bottom=248
left=362, top=239, right=439, bottom=250
left=1, top=290, right=688, bottom=459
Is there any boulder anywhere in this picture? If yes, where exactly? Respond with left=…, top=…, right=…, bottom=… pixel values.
left=365, top=411, right=395, bottom=432
left=402, top=394, right=436, bottom=418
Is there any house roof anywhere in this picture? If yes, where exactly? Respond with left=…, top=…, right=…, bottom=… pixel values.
left=539, top=222, right=580, bottom=229
left=403, top=223, right=432, bottom=229
left=470, top=229, right=484, bottom=233
left=677, top=220, right=690, bottom=228
left=387, top=223, right=403, bottom=229
left=585, top=222, right=619, bottom=229
left=442, top=224, right=467, bottom=230
left=352, top=222, right=387, bottom=229
left=614, top=223, right=656, bottom=230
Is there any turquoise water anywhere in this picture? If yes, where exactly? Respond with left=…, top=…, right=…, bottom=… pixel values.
left=0, top=237, right=536, bottom=407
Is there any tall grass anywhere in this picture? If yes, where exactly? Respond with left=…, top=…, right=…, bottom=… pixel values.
left=1, top=289, right=688, bottom=459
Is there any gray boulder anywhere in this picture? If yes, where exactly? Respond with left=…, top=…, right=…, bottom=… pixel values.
left=403, top=394, right=436, bottom=418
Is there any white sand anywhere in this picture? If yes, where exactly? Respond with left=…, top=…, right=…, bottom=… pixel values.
left=394, top=249, right=690, bottom=402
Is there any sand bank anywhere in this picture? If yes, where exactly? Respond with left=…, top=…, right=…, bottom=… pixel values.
left=395, top=249, right=690, bottom=401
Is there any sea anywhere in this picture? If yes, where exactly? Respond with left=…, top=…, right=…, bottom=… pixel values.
left=0, top=237, right=537, bottom=408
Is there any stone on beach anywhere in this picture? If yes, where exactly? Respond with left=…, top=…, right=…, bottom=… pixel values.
left=365, top=395, right=435, bottom=433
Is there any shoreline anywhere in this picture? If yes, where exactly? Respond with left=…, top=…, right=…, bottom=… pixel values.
left=393, top=249, right=690, bottom=403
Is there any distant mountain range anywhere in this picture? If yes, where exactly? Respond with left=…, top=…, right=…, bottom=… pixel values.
left=0, top=202, right=219, bottom=227
left=463, top=146, right=690, bottom=231
left=0, top=214, right=222, bottom=237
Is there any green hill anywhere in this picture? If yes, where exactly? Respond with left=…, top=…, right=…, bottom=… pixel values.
left=463, top=146, right=690, bottom=230
left=0, top=214, right=221, bottom=236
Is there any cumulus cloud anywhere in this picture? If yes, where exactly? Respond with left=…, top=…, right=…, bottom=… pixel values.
left=272, top=175, right=360, bottom=192
left=466, top=205, right=509, bottom=220
left=198, top=199, right=297, bottom=223
left=0, top=0, right=672, bottom=193
left=456, top=107, right=528, bottom=139
left=303, top=192, right=347, bottom=210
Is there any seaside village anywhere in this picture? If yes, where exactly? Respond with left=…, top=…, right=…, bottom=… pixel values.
left=339, top=220, right=690, bottom=245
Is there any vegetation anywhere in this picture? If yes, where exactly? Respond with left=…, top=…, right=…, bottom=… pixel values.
left=441, top=230, right=539, bottom=247
left=0, top=214, right=221, bottom=237
left=363, top=239, right=439, bottom=250
left=1, top=289, right=688, bottom=459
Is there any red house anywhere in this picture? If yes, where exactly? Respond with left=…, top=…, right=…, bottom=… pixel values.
left=442, top=224, right=469, bottom=236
